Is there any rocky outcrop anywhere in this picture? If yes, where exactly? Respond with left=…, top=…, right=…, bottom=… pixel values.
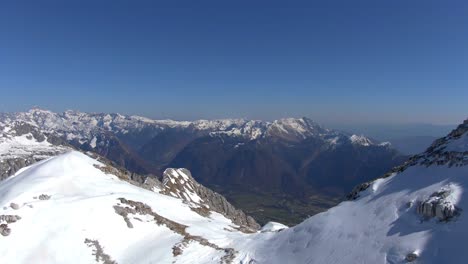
left=88, top=152, right=162, bottom=191
left=114, top=198, right=238, bottom=263
left=84, top=239, right=117, bottom=264
left=416, top=189, right=461, bottom=221
left=161, top=168, right=260, bottom=231
left=0, top=224, right=11, bottom=236
left=0, top=215, right=21, bottom=223
left=0, top=121, right=70, bottom=181
left=348, top=119, right=468, bottom=201
left=405, top=252, right=418, bottom=262
left=0, top=158, right=37, bottom=181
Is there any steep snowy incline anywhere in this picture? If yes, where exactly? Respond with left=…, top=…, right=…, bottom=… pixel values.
left=236, top=119, right=468, bottom=264
left=0, top=151, right=251, bottom=264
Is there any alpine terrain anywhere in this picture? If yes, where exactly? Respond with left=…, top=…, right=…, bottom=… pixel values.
left=0, top=109, right=406, bottom=225
left=0, top=115, right=466, bottom=263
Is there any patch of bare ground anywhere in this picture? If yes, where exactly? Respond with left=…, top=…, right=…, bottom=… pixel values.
left=114, top=197, right=238, bottom=263
left=84, top=238, right=117, bottom=264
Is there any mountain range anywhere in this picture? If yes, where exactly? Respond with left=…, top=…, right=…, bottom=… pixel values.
left=0, top=111, right=466, bottom=263
left=0, top=108, right=406, bottom=224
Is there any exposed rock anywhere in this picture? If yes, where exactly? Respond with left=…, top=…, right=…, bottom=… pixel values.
left=161, top=168, right=260, bottom=232
left=0, top=224, right=11, bottom=236
left=0, top=215, right=21, bottom=223
left=91, top=156, right=162, bottom=192
left=416, top=189, right=460, bottom=221
left=348, top=119, right=468, bottom=201
left=0, top=122, right=71, bottom=181
left=115, top=198, right=237, bottom=263
left=84, top=238, right=117, bottom=264
left=38, top=194, right=51, bottom=200
left=405, top=252, right=418, bottom=262
left=113, top=205, right=134, bottom=228
left=9, top=203, right=19, bottom=210
left=347, top=182, right=372, bottom=200
left=1, top=158, right=37, bottom=181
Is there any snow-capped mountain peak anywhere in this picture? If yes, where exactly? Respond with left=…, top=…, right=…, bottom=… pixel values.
left=1, top=109, right=397, bottom=149
left=349, top=134, right=373, bottom=146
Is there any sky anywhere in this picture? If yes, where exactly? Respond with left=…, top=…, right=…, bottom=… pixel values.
left=0, top=0, right=467, bottom=124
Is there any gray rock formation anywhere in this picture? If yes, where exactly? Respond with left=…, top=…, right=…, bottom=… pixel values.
left=0, top=215, right=21, bottom=223
left=416, top=189, right=460, bottom=221
left=0, top=224, right=11, bottom=236
left=9, top=203, right=19, bottom=210
left=1, top=158, right=37, bottom=181
left=0, top=122, right=70, bottom=181
left=161, top=168, right=260, bottom=231
left=89, top=151, right=162, bottom=192
left=38, top=194, right=51, bottom=200
left=405, top=252, right=418, bottom=262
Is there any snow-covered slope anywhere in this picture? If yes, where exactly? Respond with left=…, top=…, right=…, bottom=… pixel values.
left=0, top=151, right=252, bottom=263
left=1, top=118, right=466, bottom=263
left=237, top=119, right=468, bottom=263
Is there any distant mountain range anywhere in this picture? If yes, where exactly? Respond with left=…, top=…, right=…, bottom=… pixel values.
left=0, top=112, right=466, bottom=263
left=0, top=108, right=407, bottom=224
left=330, top=123, right=454, bottom=154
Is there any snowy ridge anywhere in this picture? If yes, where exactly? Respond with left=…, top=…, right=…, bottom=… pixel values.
left=1, top=109, right=386, bottom=146
left=0, top=152, right=250, bottom=263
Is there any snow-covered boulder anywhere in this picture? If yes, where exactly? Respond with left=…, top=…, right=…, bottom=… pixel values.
left=260, top=222, right=288, bottom=232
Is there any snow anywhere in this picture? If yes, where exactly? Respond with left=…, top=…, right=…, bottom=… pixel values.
left=9, top=149, right=468, bottom=263
left=350, top=134, right=373, bottom=146
left=0, top=152, right=249, bottom=264
left=238, top=154, right=468, bottom=263
left=3, top=109, right=362, bottom=143
left=0, top=132, right=68, bottom=160
left=260, top=222, right=288, bottom=232
left=89, top=137, right=97, bottom=148
left=163, top=169, right=203, bottom=205
left=444, top=133, right=468, bottom=152
left=1, top=109, right=467, bottom=263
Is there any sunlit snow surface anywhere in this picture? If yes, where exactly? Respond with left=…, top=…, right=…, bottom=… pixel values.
left=1, top=117, right=467, bottom=263
left=238, top=165, right=468, bottom=264
left=0, top=152, right=248, bottom=264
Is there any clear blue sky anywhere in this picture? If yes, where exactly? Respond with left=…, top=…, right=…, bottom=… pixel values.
left=0, top=0, right=467, bottom=124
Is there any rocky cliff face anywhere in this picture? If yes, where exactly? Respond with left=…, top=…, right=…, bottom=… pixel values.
left=161, top=168, right=260, bottom=231
left=0, top=121, right=70, bottom=180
